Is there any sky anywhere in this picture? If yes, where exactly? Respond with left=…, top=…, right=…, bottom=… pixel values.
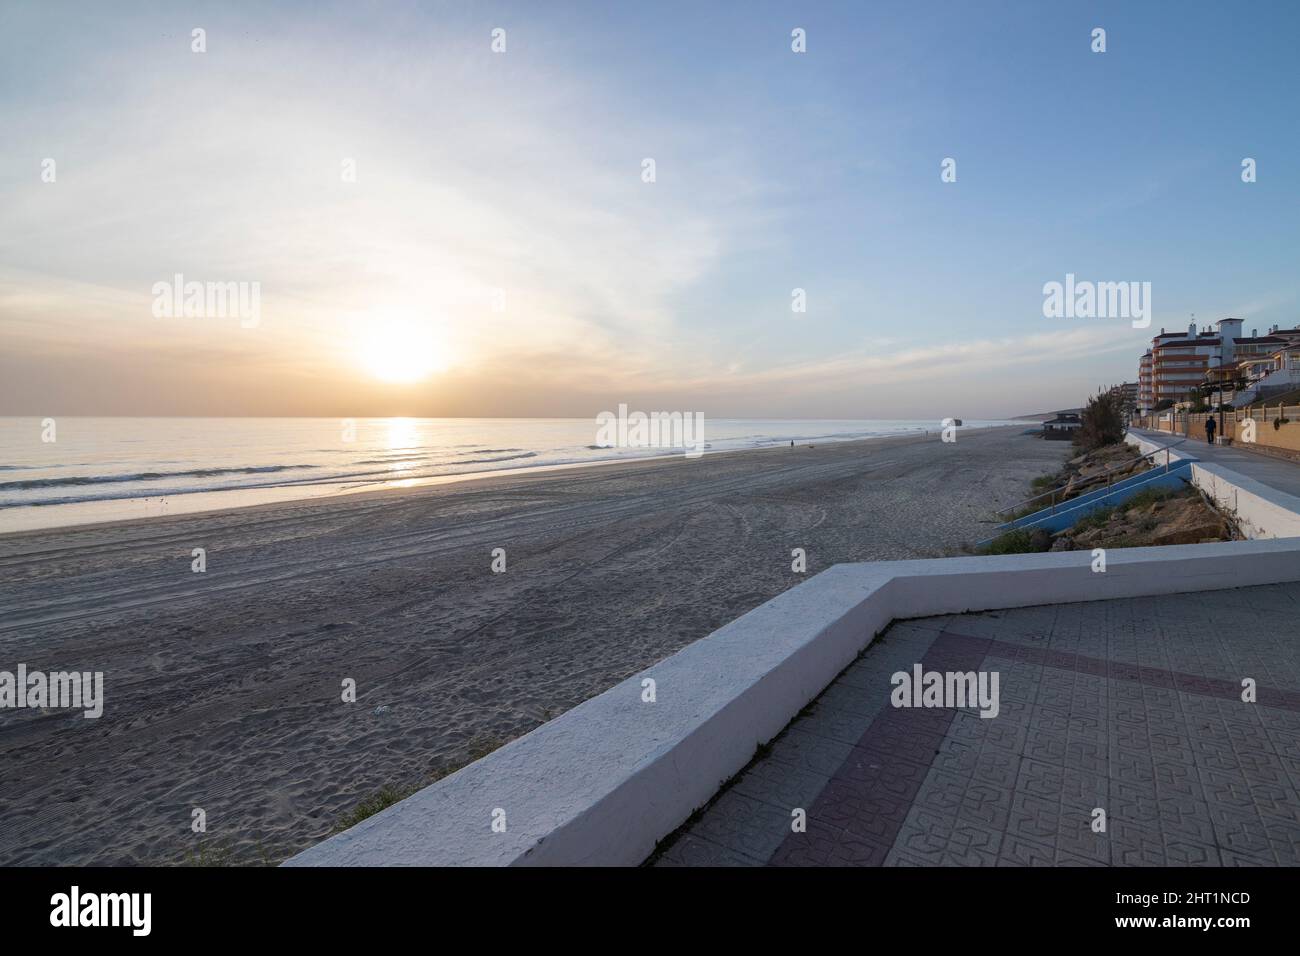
left=1, top=0, right=1298, bottom=420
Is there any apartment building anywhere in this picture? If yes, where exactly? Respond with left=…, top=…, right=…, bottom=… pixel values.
left=1136, top=318, right=1300, bottom=413
left=1106, top=381, right=1139, bottom=417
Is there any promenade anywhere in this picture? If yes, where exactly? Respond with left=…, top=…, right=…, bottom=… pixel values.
left=655, top=584, right=1300, bottom=866
left=1130, top=427, right=1300, bottom=499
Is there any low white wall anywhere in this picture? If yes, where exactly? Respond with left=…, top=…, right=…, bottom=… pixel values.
left=1190, top=462, right=1300, bottom=539
left=285, top=537, right=1300, bottom=868
left=1127, top=430, right=1300, bottom=540
left=1124, top=429, right=1190, bottom=463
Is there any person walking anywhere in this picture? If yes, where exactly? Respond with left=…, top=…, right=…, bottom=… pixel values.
left=1205, top=415, right=1217, bottom=445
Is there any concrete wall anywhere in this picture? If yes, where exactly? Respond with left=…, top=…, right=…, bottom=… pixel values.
left=286, top=537, right=1300, bottom=868
left=1126, top=430, right=1300, bottom=540
left=1125, top=431, right=1190, bottom=463
left=1189, top=462, right=1300, bottom=539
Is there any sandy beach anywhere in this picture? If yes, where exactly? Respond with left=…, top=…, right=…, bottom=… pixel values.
left=0, top=425, right=1068, bottom=865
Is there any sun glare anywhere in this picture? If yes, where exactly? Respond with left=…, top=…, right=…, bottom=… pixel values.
left=356, top=317, right=448, bottom=384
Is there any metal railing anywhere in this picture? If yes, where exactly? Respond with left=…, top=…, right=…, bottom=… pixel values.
left=994, top=438, right=1186, bottom=520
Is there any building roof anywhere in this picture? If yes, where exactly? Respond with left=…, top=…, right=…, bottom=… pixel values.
left=1154, top=338, right=1220, bottom=350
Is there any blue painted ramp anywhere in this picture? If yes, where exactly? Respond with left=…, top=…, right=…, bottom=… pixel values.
left=980, top=460, right=1193, bottom=547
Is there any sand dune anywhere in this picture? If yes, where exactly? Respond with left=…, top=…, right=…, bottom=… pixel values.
left=0, top=426, right=1067, bottom=865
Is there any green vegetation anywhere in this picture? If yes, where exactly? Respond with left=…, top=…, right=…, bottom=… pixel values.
left=1070, top=505, right=1117, bottom=533
left=1061, top=486, right=1183, bottom=536
left=983, top=483, right=1197, bottom=557
left=332, top=785, right=413, bottom=833
left=981, top=529, right=1045, bottom=555
left=332, top=736, right=509, bottom=834
left=1076, top=391, right=1125, bottom=451
left=183, top=839, right=236, bottom=867
left=1006, top=502, right=1046, bottom=521
left=1122, top=485, right=1179, bottom=512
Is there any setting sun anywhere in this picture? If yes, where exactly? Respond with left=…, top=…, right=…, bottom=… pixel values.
left=356, top=317, right=448, bottom=384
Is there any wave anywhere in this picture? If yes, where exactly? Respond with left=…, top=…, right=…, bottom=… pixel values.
left=0, top=463, right=317, bottom=491
left=458, top=452, right=536, bottom=464
left=0, top=452, right=543, bottom=507
left=354, top=455, right=429, bottom=465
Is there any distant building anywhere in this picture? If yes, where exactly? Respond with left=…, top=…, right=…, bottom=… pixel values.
left=1138, top=351, right=1154, bottom=410
left=1107, top=382, right=1138, bottom=417
left=1135, top=318, right=1300, bottom=413
left=1042, top=410, right=1082, bottom=440
left=1232, top=335, right=1300, bottom=404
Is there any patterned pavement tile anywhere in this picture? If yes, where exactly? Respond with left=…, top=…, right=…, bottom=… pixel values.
left=1007, top=792, right=1061, bottom=845
left=950, top=776, right=1005, bottom=825
left=816, top=680, right=888, bottom=719
left=970, top=748, right=1021, bottom=791
left=658, top=586, right=1300, bottom=867
left=931, top=736, right=981, bottom=777
left=1109, top=821, right=1168, bottom=866
left=654, top=834, right=763, bottom=867
left=1163, top=839, right=1222, bottom=867
left=998, top=834, right=1056, bottom=867
left=1054, top=814, right=1110, bottom=865
left=769, top=820, right=891, bottom=867
left=891, top=806, right=959, bottom=864
left=731, top=755, right=832, bottom=814
left=686, top=790, right=793, bottom=863
left=1207, top=804, right=1275, bottom=861
left=765, top=727, right=857, bottom=778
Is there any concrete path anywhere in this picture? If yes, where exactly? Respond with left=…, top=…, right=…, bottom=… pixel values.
left=1132, top=427, right=1300, bottom=499
left=653, top=584, right=1300, bottom=866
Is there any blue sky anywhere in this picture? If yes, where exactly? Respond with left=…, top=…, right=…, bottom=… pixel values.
left=1, top=0, right=1297, bottom=418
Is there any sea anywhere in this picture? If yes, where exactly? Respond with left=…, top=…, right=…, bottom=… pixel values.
left=0, top=417, right=1020, bottom=532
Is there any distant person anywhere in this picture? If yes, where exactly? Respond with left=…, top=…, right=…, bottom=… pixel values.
left=1205, top=416, right=1217, bottom=444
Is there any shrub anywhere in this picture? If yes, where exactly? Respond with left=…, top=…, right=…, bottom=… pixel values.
left=982, top=529, right=1050, bottom=555
left=1122, top=486, right=1179, bottom=512
left=1072, top=505, right=1118, bottom=532
left=1076, top=391, right=1125, bottom=451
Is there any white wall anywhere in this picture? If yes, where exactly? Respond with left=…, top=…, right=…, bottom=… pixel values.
left=1190, top=462, right=1300, bottom=539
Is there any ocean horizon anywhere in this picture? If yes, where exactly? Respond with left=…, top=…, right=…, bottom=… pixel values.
left=0, top=416, right=1021, bottom=531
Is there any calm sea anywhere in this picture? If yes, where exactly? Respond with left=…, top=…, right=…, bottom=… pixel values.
left=0, top=417, right=1019, bottom=532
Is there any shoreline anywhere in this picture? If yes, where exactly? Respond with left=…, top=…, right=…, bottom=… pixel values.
left=0, top=423, right=1022, bottom=539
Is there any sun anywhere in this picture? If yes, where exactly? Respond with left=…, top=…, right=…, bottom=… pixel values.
left=356, top=317, right=448, bottom=384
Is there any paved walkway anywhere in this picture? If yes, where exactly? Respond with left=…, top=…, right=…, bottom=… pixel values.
left=653, top=585, right=1300, bottom=866
left=1132, top=427, right=1300, bottom=499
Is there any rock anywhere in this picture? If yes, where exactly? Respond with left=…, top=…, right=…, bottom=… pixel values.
left=1049, top=537, right=1073, bottom=552
left=1028, top=528, right=1054, bottom=552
